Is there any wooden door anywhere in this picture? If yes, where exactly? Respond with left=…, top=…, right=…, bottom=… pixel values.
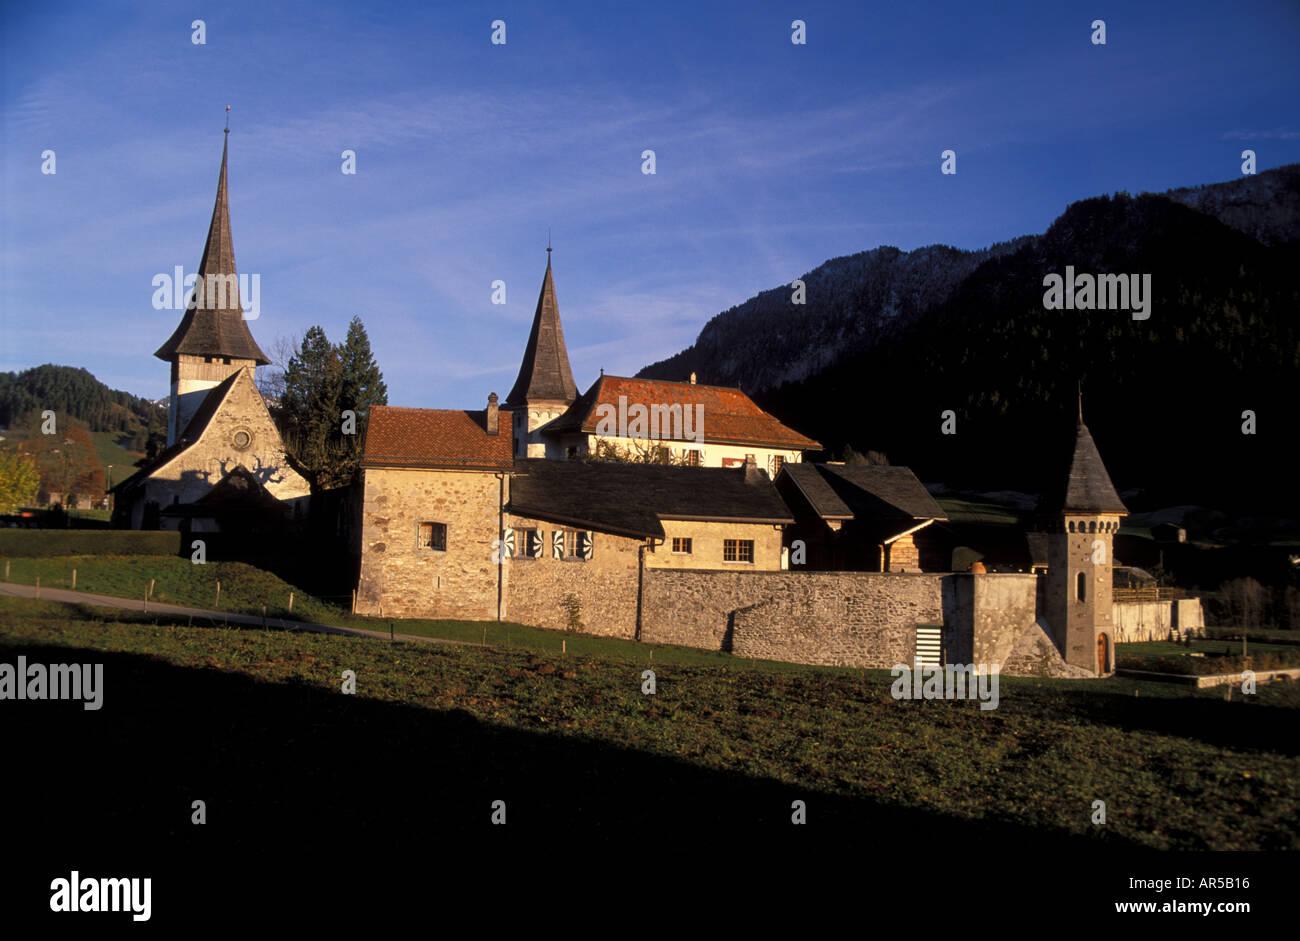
left=1097, top=633, right=1109, bottom=674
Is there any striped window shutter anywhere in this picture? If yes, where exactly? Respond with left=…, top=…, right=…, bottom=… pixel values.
left=552, top=530, right=565, bottom=558
left=501, top=529, right=515, bottom=559
left=577, top=531, right=594, bottom=560
left=528, top=530, right=543, bottom=558
left=915, top=625, right=943, bottom=667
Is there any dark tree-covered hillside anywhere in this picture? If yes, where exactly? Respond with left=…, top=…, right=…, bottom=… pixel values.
left=0, top=364, right=164, bottom=445
left=761, top=193, right=1300, bottom=512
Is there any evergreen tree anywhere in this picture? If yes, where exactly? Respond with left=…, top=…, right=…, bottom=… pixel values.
left=336, top=316, right=388, bottom=482
left=280, top=326, right=344, bottom=490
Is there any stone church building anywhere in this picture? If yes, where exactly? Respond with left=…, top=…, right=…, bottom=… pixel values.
left=112, top=133, right=309, bottom=531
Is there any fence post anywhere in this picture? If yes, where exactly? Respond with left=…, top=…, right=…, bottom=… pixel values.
left=215, top=581, right=220, bottom=607
left=288, top=591, right=294, bottom=613
left=71, top=568, right=76, bottom=590
left=143, top=584, right=148, bottom=614
left=262, top=605, right=267, bottom=629
left=3, top=560, right=8, bottom=580
left=351, top=589, right=356, bottom=615
left=148, top=578, right=155, bottom=600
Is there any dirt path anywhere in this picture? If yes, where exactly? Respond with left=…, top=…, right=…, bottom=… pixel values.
left=0, top=581, right=480, bottom=648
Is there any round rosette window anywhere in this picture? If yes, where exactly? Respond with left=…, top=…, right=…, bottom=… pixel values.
left=231, top=428, right=253, bottom=451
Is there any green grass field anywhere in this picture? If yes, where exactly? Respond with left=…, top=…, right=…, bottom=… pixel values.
left=0, top=554, right=821, bottom=669
left=934, top=494, right=1025, bottom=526
left=90, top=430, right=145, bottom=480
left=2, top=593, right=1297, bottom=848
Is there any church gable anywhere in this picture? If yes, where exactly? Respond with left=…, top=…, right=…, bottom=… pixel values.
left=140, top=367, right=309, bottom=504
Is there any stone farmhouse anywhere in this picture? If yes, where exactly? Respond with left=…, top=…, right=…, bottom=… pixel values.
left=111, top=133, right=310, bottom=532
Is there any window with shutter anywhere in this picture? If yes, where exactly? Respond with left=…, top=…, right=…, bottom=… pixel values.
left=552, top=530, right=565, bottom=558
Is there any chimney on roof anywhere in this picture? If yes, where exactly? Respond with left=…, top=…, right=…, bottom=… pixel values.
left=689, top=372, right=697, bottom=384
left=742, top=454, right=763, bottom=484
left=486, top=392, right=499, bottom=435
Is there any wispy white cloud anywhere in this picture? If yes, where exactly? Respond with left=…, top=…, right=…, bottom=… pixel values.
left=1219, top=128, right=1300, bottom=140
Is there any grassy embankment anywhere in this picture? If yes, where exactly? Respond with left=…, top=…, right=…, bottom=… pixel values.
left=0, top=554, right=802, bottom=667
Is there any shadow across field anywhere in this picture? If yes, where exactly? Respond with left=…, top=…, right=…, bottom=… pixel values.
left=3, top=638, right=1137, bottom=856
left=1009, top=679, right=1300, bottom=757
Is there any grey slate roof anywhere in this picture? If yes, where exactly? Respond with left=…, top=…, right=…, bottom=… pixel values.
left=154, top=135, right=270, bottom=365
left=508, top=458, right=793, bottom=539
left=782, top=463, right=947, bottom=522
left=505, top=257, right=578, bottom=406
left=1059, top=420, right=1128, bottom=514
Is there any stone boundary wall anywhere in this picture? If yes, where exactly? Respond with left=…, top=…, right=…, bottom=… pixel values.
left=729, top=574, right=947, bottom=668
left=642, top=569, right=1080, bottom=676
left=641, top=569, right=946, bottom=657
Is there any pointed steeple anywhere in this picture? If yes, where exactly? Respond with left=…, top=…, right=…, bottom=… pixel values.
left=154, top=129, right=269, bottom=365
left=1061, top=418, right=1127, bottom=514
left=505, top=249, right=578, bottom=407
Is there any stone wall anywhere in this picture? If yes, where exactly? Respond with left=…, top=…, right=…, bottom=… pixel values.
left=886, top=533, right=920, bottom=572
left=356, top=466, right=504, bottom=620
left=642, top=569, right=1078, bottom=676
left=503, top=514, right=643, bottom=638
left=641, top=569, right=947, bottom=662
left=1111, top=598, right=1206, bottom=642
left=968, top=574, right=1039, bottom=666
left=728, top=574, right=946, bottom=668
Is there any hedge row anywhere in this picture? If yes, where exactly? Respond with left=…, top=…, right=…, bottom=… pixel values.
left=1118, top=651, right=1300, bottom=675
left=1204, top=626, right=1300, bottom=646
left=0, top=530, right=181, bottom=558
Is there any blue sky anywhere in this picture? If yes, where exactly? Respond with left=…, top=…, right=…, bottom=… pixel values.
left=3, top=0, right=1298, bottom=408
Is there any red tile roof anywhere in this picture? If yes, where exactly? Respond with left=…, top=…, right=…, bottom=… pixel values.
left=546, top=375, right=820, bottom=451
left=363, top=406, right=513, bottom=471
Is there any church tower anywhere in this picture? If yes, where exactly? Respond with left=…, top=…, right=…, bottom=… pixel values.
left=505, top=247, right=578, bottom=458
left=154, top=129, right=269, bottom=446
left=1045, top=401, right=1128, bottom=675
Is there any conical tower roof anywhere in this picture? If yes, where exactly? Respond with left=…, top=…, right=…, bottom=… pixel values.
left=1060, top=419, right=1128, bottom=514
left=154, top=133, right=269, bottom=364
left=505, top=252, right=578, bottom=406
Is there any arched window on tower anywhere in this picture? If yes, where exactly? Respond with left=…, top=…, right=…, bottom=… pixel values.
left=1076, top=571, right=1087, bottom=603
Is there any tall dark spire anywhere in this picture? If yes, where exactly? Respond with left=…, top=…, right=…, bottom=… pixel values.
left=505, top=249, right=578, bottom=406
left=154, top=127, right=269, bottom=364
